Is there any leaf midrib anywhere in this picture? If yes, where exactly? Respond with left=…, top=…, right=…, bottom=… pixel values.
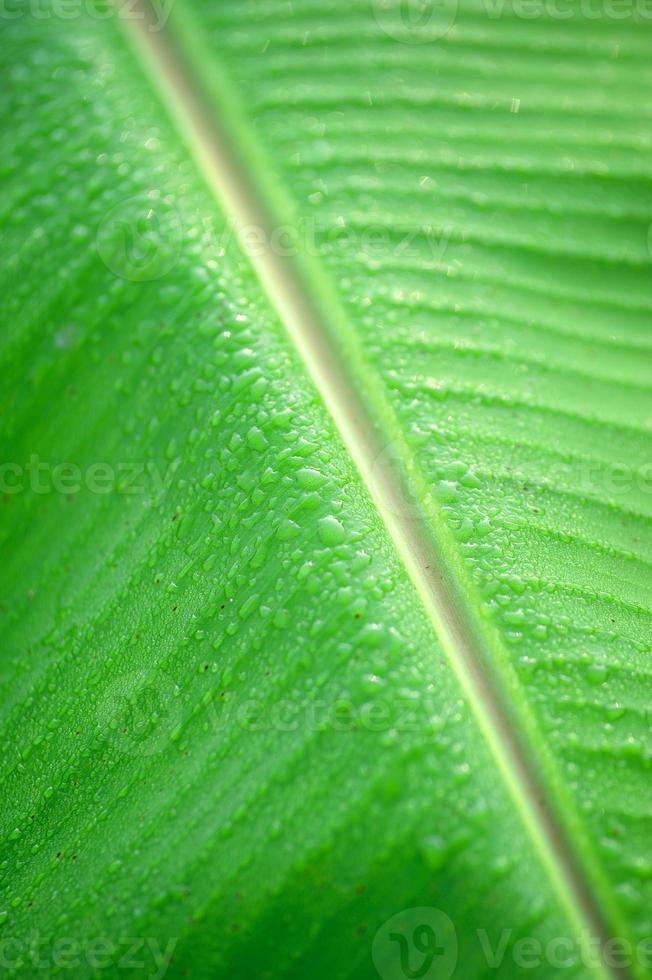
left=116, top=3, right=635, bottom=976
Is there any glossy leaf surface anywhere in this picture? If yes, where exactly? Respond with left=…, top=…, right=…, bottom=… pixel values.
left=1, top=3, right=651, bottom=978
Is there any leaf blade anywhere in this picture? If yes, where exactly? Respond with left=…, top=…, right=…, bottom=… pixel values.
left=1, top=2, right=651, bottom=978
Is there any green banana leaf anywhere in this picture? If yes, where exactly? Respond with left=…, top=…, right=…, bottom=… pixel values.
left=2, top=1, right=651, bottom=977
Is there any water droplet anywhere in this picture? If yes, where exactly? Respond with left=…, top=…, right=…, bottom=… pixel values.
left=318, top=515, right=345, bottom=545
